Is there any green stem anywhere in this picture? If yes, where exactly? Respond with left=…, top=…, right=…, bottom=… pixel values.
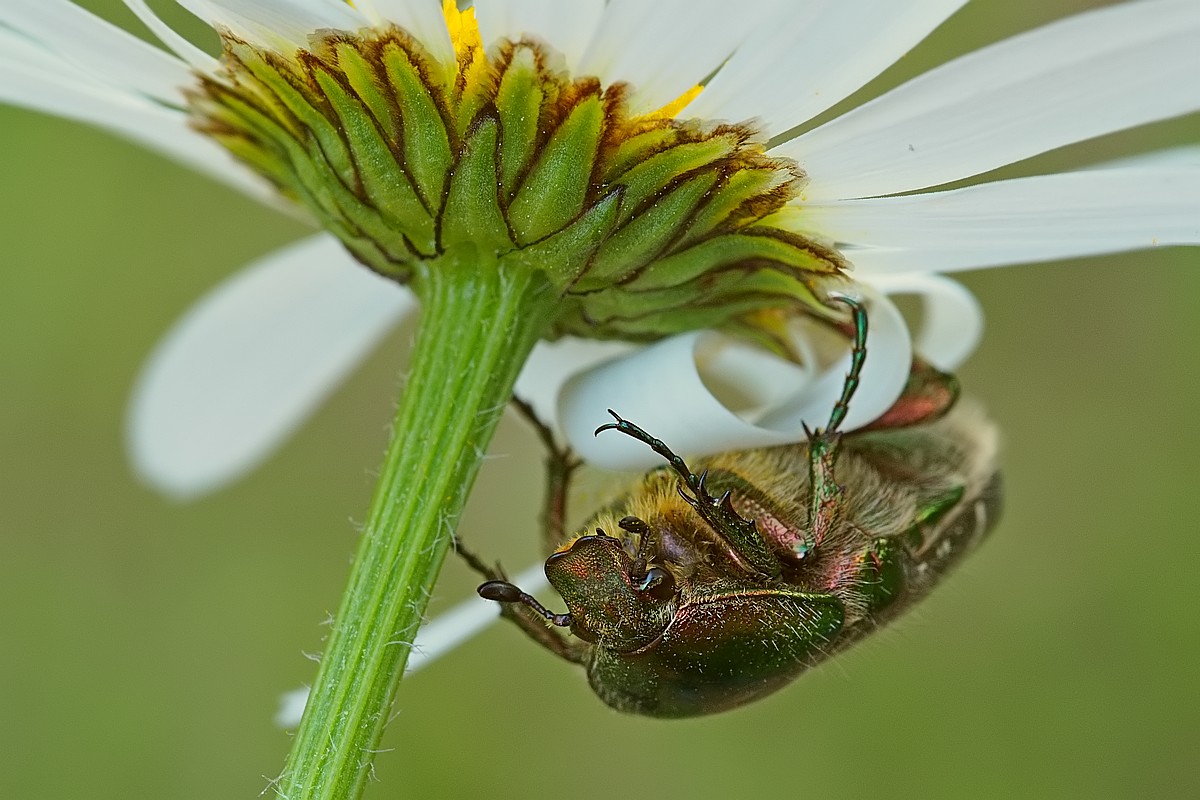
left=277, top=248, right=556, bottom=799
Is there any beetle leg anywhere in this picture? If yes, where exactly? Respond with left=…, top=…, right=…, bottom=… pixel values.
left=800, top=295, right=869, bottom=558
left=510, top=396, right=580, bottom=551
left=454, top=536, right=588, bottom=664
left=900, top=485, right=966, bottom=555
left=596, top=411, right=780, bottom=578
left=909, top=475, right=1003, bottom=585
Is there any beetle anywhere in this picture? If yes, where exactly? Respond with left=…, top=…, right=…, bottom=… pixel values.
left=464, top=297, right=1002, bottom=717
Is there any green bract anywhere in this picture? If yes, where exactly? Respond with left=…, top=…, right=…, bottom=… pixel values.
left=191, top=25, right=845, bottom=342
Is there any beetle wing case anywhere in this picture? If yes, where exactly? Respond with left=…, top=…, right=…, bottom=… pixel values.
left=578, top=400, right=1001, bottom=717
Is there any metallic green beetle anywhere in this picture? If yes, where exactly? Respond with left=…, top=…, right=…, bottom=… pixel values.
left=469, top=298, right=1002, bottom=717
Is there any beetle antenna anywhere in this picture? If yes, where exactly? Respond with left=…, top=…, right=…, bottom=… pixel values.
left=478, top=580, right=572, bottom=627
left=618, top=516, right=657, bottom=569
left=822, top=293, right=868, bottom=435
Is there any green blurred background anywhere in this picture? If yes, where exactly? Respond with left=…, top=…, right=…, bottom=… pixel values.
left=1, top=1, right=1197, bottom=798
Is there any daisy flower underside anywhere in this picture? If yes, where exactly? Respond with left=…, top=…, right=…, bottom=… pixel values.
left=2, top=0, right=1199, bottom=773
left=193, top=6, right=842, bottom=347
left=3, top=0, right=1197, bottom=491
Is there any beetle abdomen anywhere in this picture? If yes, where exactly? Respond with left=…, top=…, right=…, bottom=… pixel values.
left=587, top=587, right=844, bottom=717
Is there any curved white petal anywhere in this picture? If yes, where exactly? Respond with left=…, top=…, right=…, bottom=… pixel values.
left=559, top=287, right=914, bottom=471
left=577, top=0, right=772, bottom=113
left=863, top=273, right=982, bottom=372
left=275, top=562, right=547, bottom=729
left=474, top=0, right=605, bottom=73
left=0, top=0, right=193, bottom=104
left=514, top=337, right=635, bottom=436
left=690, top=0, right=966, bottom=138
left=128, top=234, right=414, bottom=498
left=786, top=0, right=1200, bottom=200
left=805, top=163, right=1200, bottom=274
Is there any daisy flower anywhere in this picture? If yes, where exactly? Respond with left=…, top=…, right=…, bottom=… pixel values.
left=3, top=0, right=1195, bottom=495
left=2, top=0, right=1197, bottom=796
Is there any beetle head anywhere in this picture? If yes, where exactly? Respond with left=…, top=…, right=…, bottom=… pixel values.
left=546, top=530, right=676, bottom=653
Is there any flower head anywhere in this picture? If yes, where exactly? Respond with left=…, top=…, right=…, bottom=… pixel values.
left=192, top=2, right=840, bottom=341
left=2, top=0, right=1198, bottom=495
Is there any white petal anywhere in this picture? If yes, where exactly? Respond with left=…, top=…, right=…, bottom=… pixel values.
left=1085, top=145, right=1200, bottom=173
left=559, top=286, right=914, bottom=471
left=0, top=49, right=279, bottom=205
left=861, top=273, right=982, bottom=372
left=407, top=563, right=548, bottom=673
left=360, top=0, right=454, bottom=66
left=514, top=337, right=635, bottom=437
left=348, top=0, right=385, bottom=24
left=785, top=0, right=1200, bottom=200
left=804, top=164, right=1200, bottom=274
left=0, top=25, right=91, bottom=80
left=123, top=0, right=221, bottom=73
left=689, top=0, right=966, bottom=138
left=175, top=0, right=368, bottom=50
left=274, top=562, right=548, bottom=729
left=128, top=235, right=414, bottom=498
left=1, top=0, right=193, bottom=103
left=474, top=0, right=605, bottom=73
left=577, top=0, right=772, bottom=113
left=275, top=687, right=311, bottom=729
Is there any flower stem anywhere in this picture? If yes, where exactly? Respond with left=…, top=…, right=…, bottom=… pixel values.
left=277, top=247, right=556, bottom=799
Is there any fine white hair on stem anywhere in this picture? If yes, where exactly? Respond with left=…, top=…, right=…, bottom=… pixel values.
left=274, top=563, right=549, bottom=729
